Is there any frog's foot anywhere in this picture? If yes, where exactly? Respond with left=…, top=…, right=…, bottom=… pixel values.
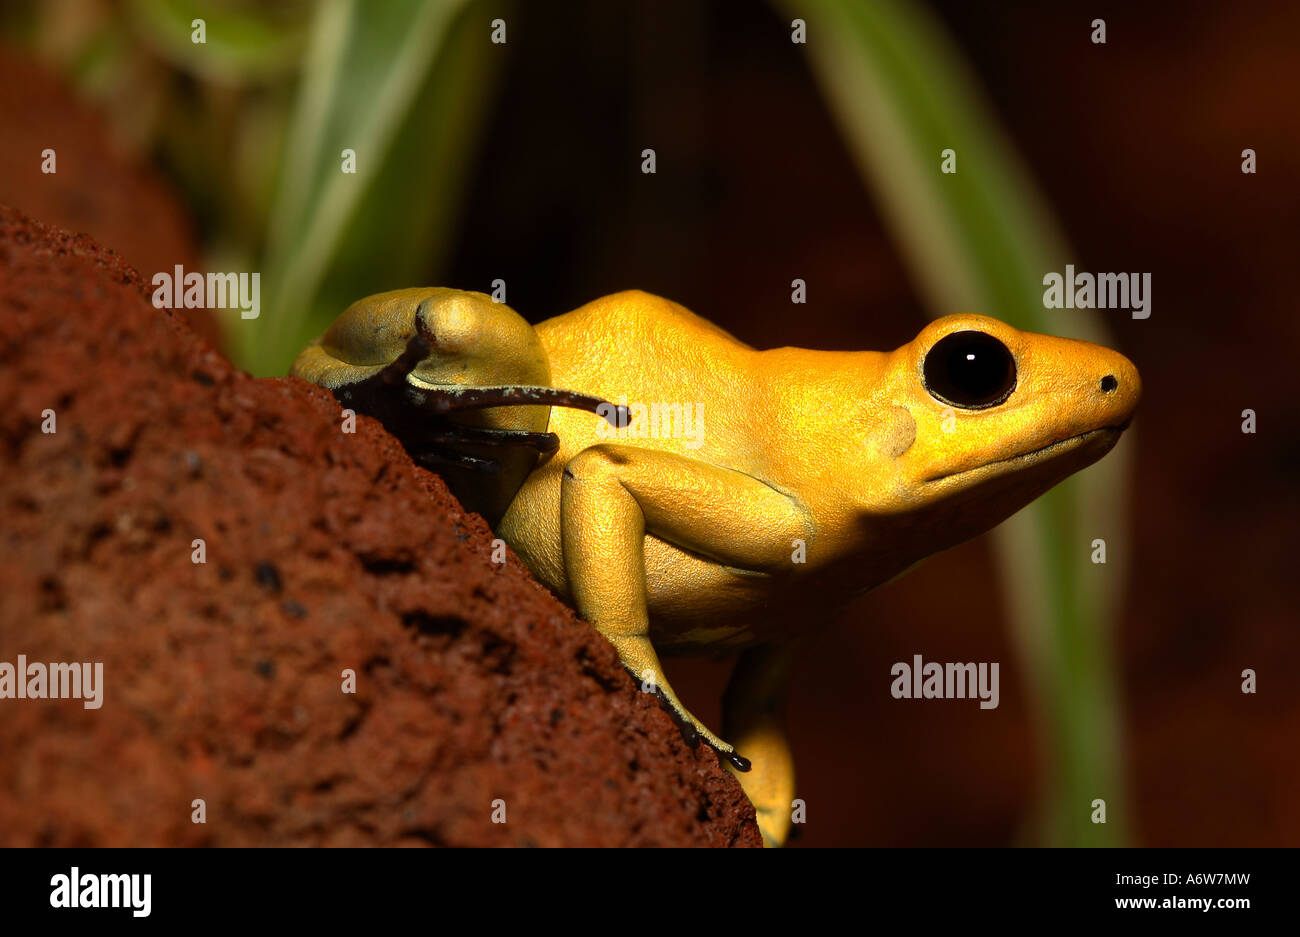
left=652, top=680, right=752, bottom=772
left=618, top=660, right=750, bottom=772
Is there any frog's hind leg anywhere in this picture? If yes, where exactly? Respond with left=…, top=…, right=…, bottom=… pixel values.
left=559, top=443, right=812, bottom=774
left=376, top=304, right=630, bottom=420
left=338, top=322, right=628, bottom=485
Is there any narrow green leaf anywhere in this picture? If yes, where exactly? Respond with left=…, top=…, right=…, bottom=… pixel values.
left=127, top=0, right=308, bottom=83
left=244, top=0, right=487, bottom=375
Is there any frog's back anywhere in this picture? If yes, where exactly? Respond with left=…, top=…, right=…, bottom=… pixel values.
left=534, top=289, right=753, bottom=395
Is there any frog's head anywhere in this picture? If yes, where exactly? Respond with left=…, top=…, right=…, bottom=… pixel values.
left=851, top=313, right=1140, bottom=553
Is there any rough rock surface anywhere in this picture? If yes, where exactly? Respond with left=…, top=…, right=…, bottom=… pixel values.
left=0, top=206, right=760, bottom=847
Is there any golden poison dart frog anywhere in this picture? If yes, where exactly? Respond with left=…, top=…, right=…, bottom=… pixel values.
left=292, top=287, right=1140, bottom=846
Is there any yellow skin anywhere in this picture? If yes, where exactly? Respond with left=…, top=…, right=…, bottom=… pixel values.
left=292, top=287, right=1141, bottom=847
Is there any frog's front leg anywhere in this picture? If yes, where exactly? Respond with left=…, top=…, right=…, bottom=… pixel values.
left=723, top=642, right=800, bottom=847
left=559, top=444, right=811, bottom=771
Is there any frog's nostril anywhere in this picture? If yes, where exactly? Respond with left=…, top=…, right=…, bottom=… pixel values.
left=1100, top=375, right=1118, bottom=393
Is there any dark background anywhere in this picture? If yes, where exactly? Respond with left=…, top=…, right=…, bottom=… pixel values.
left=442, top=0, right=1300, bottom=846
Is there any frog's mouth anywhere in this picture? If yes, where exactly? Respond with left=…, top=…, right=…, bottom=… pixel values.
left=923, top=423, right=1128, bottom=486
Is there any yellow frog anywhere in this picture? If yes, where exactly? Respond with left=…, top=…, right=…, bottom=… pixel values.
left=292, top=287, right=1140, bottom=846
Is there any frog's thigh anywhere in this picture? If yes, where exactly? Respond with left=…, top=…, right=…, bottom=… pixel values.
left=560, top=444, right=807, bottom=632
left=560, top=443, right=808, bottom=757
left=723, top=643, right=800, bottom=847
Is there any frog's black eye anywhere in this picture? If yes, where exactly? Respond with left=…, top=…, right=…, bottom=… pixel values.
left=922, top=330, right=1017, bottom=409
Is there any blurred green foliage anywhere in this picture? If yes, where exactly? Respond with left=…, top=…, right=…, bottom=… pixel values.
left=5, top=0, right=498, bottom=374
left=252, top=0, right=497, bottom=375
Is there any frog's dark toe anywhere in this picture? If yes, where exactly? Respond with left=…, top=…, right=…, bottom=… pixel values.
left=725, top=751, right=752, bottom=772
left=632, top=665, right=750, bottom=771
